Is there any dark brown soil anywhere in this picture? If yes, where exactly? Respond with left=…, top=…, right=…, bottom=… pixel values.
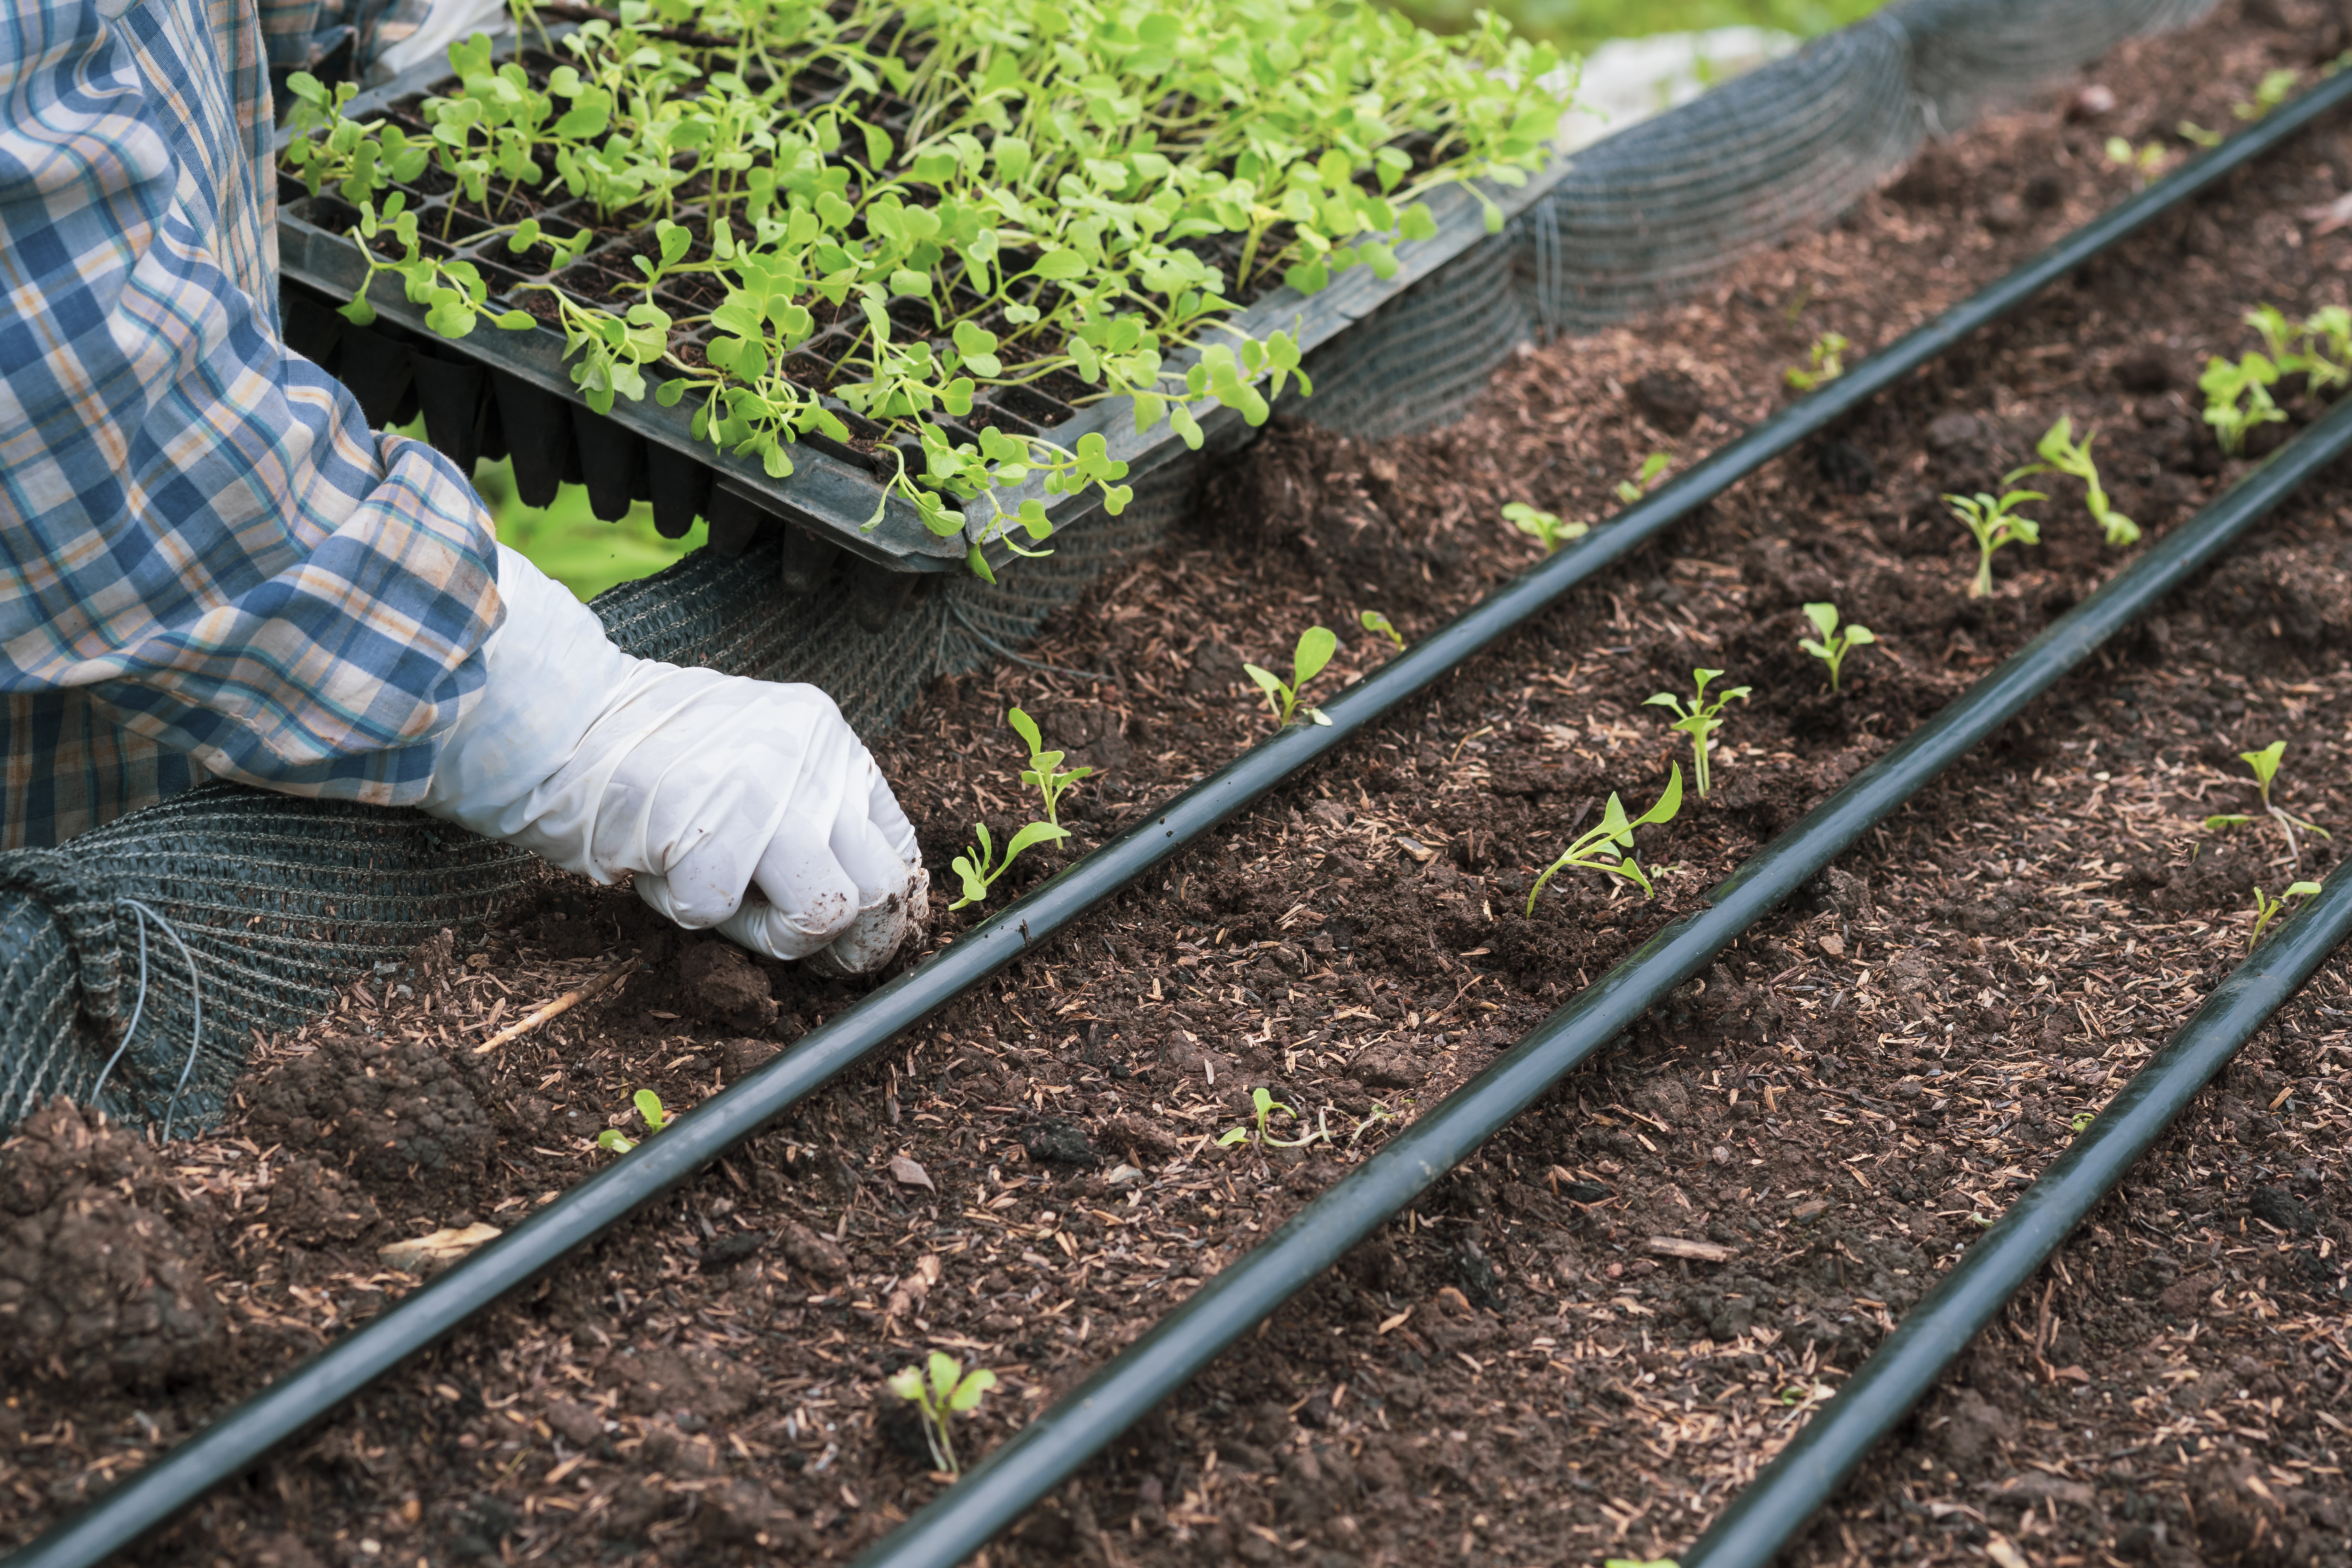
left=12, top=6, right=2352, bottom=1566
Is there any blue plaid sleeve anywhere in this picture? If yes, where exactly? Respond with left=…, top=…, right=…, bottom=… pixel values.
left=0, top=0, right=505, bottom=850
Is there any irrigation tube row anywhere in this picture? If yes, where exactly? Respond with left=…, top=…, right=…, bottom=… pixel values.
left=14, top=75, right=2352, bottom=1568
left=851, top=392, right=2352, bottom=1568
left=1680, top=857, right=2352, bottom=1568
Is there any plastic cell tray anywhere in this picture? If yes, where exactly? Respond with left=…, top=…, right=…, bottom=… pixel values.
left=272, top=33, right=1574, bottom=586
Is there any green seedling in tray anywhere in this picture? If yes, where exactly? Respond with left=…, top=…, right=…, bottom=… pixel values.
left=1799, top=601, right=1875, bottom=692
left=2249, top=881, right=2323, bottom=948
left=597, top=1088, right=671, bottom=1153
left=1943, top=485, right=2043, bottom=598
left=886, top=1351, right=997, bottom=1476
left=1502, top=501, right=1588, bottom=555
left=1645, top=668, right=1748, bottom=798
left=2012, top=416, right=2138, bottom=546
left=2205, top=741, right=2331, bottom=864
left=1784, top=331, right=1848, bottom=391
left=1526, top=764, right=1683, bottom=913
left=305, top=0, right=1572, bottom=576
left=1246, top=626, right=1339, bottom=728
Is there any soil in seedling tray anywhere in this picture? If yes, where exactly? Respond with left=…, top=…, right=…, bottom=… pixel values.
left=15, top=5, right=2352, bottom=1564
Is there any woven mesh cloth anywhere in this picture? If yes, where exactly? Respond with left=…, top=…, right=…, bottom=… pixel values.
left=0, top=0, right=2223, bottom=1134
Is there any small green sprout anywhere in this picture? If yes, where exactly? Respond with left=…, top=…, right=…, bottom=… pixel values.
left=1218, top=1085, right=1327, bottom=1150
left=1245, top=626, right=1338, bottom=728
left=1525, top=764, right=1683, bottom=914
left=2233, top=68, right=2298, bottom=121
left=2010, top=417, right=2138, bottom=546
left=2204, top=741, right=2331, bottom=862
left=1614, top=451, right=1671, bottom=504
left=1784, top=331, right=1848, bottom=391
left=2069, top=1110, right=2097, bottom=1134
left=1799, top=602, right=1877, bottom=692
left=1006, top=707, right=1092, bottom=827
left=1358, top=609, right=1405, bottom=650
left=948, top=821, right=1069, bottom=910
left=2248, top=881, right=2323, bottom=947
left=2177, top=119, right=2222, bottom=148
left=886, top=1351, right=997, bottom=1476
left=1346, top=1102, right=1400, bottom=1146
left=2201, top=352, right=2287, bottom=455
left=1943, top=486, right=2045, bottom=597
left=596, top=1088, right=671, bottom=1153
left=1502, top=501, right=1588, bottom=554
left=1604, top=1559, right=1681, bottom=1568
left=2303, top=306, right=2352, bottom=392
left=2104, top=136, right=2166, bottom=177
left=1645, top=668, right=1750, bottom=797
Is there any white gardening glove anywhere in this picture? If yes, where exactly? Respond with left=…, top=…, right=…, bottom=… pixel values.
left=421, top=545, right=927, bottom=971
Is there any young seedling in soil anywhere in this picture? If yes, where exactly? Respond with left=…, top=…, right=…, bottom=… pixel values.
left=1006, top=707, right=1090, bottom=827
left=1943, top=485, right=2044, bottom=597
left=1358, top=609, right=1405, bottom=650
left=1217, top=1086, right=1319, bottom=1150
left=1783, top=331, right=1848, bottom=390
left=1501, top=501, right=1587, bottom=554
left=947, top=821, right=1068, bottom=911
left=1525, top=763, right=1683, bottom=912
left=2203, top=741, right=2331, bottom=864
left=2234, top=67, right=2299, bottom=120
left=1246, top=626, right=1339, bottom=728
left=1614, top=451, right=1671, bottom=504
left=2177, top=118, right=2223, bottom=146
left=1799, top=601, right=1877, bottom=691
left=596, top=1088, right=671, bottom=1153
left=1645, top=668, right=1750, bottom=797
left=2200, top=351, right=2286, bottom=455
left=2104, top=136, right=2168, bottom=178
left=886, top=1351, right=997, bottom=1477
left=2013, top=416, right=2139, bottom=545
left=2248, top=881, right=2324, bottom=947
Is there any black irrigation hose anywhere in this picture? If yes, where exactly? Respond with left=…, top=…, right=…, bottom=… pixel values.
left=1681, top=864, right=2352, bottom=1568
left=852, top=397, right=2352, bottom=1568
left=11, top=75, right=2349, bottom=1568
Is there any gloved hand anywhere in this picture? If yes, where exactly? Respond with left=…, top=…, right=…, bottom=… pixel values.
left=420, top=545, right=927, bottom=972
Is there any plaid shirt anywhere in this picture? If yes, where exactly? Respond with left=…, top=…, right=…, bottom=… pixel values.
left=0, top=0, right=502, bottom=849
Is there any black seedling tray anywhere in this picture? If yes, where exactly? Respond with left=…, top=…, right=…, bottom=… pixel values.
left=274, top=32, right=1574, bottom=583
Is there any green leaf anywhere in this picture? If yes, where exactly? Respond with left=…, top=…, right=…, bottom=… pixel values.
left=633, top=1088, right=668, bottom=1129
left=1293, top=625, right=1336, bottom=685
left=927, top=1350, right=961, bottom=1404
left=1634, top=764, right=1684, bottom=828
left=862, top=122, right=894, bottom=169
left=1007, top=706, right=1043, bottom=757
left=1003, top=820, right=1071, bottom=860
left=949, top=1367, right=997, bottom=1412
left=1032, top=249, right=1087, bottom=280
left=1802, top=602, right=1840, bottom=639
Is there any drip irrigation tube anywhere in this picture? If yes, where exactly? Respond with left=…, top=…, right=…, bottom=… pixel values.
left=1677, top=867, right=2352, bottom=1568
left=846, top=396, right=2352, bottom=1568
left=10, top=79, right=2350, bottom=1568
